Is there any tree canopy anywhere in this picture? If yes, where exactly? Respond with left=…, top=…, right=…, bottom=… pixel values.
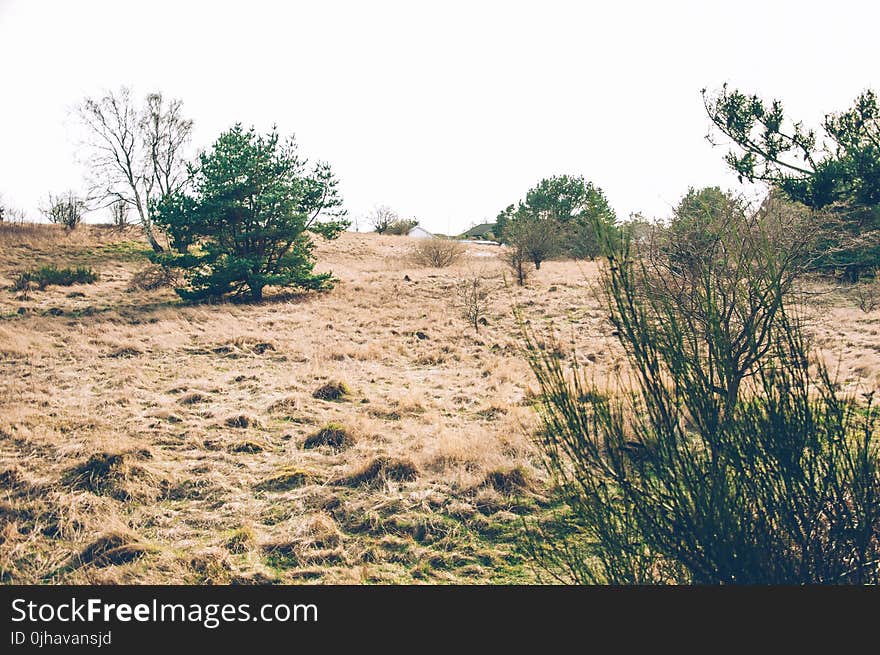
left=496, top=174, right=617, bottom=259
left=704, top=85, right=880, bottom=278
left=152, top=124, right=348, bottom=301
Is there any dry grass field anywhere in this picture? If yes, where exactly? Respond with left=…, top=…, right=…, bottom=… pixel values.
left=1, top=223, right=879, bottom=584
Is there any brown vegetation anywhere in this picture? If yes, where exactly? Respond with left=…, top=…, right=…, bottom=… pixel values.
left=0, top=224, right=877, bottom=583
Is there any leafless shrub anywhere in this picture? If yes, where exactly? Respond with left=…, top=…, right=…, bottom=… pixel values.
left=370, top=205, right=398, bottom=233
left=456, top=272, right=493, bottom=332
left=411, top=238, right=465, bottom=267
left=41, top=191, right=87, bottom=229
left=853, top=278, right=880, bottom=313
left=500, top=243, right=530, bottom=286
left=127, top=264, right=179, bottom=291
left=110, top=198, right=129, bottom=228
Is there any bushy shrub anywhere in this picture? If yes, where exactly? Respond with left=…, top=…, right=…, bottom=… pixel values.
left=524, top=206, right=880, bottom=584
left=385, top=218, right=420, bottom=235
left=12, top=265, right=97, bottom=292
left=35, top=265, right=98, bottom=288
left=496, top=175, right=618, bottom=260
left=411, top=238, right=465, bottom=267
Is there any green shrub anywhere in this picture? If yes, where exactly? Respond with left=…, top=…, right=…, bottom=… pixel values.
left=524, top=206, right=880, bottom=584
left=12, top=265, right=97, bottom=292
left=151, top=124, right=348, bottom=301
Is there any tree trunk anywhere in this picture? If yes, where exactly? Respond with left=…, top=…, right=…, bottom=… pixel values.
left=535, top=260, right=542, bottom=270
left=145, top=229, right=164, bottom=253
left=135, top=202, right=164, bottom=253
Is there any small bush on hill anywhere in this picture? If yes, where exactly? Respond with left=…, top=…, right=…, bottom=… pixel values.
left=385, top=218, right=420, bottom=235
left=411, top=238, right=465, bottom=267
left=41, top=192, right=87, bottom=229
left=127, top=264, right=179, bottom=291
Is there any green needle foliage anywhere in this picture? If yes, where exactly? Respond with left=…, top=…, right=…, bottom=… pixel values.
left=524, top=199, right=880, bottom=584
left=152, top=124, right=348, bottom=301
left=496, top=174, right=618, bottom=259
left=704, top=85, right=880, bottom=280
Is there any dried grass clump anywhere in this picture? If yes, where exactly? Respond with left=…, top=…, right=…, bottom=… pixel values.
left=186, top=547, right=232, bottom=582
left=302, top=423, right=355, bottom=451
left=254, top=467, right=318, bottom=492
left=106, top=344, right=144, bottom=358
left=410, top=238, right=465, bottom=268
left=262, top=513, right=344, bottom=566
left=312, top=380, right=351, bottom=401
left=480, top=465, right=533, bottom=494
left=334, top=456, right=419, bottom=487
left=62, top=451, right=160, bottom=501
left=78, top=530, right=157, bottom=568
left=228, top=440, right=265, bottom=454
left=266, top=395, right=302, bottom=416
left=223, top=414, right=258, bottom=429
left=286, top=513, right=342, bottom=550
left=225, top=525, right=258, bottom=553
left=178, top=391, right=209, bottom=405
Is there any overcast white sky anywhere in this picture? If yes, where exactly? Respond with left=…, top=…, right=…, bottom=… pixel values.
left=1, top=0, right=877, bottom=234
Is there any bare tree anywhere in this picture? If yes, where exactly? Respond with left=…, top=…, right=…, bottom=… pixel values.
left=142, top=93, right=193, bottom=201
left=370, top=205, right=398, bottom=233
left=110, top=197, right=129, bottom=227
left=41, top=191, right=87, bottom=228
left=76, top=88, right=192, bottom=252
left=0, top=194, right=26, bottom=224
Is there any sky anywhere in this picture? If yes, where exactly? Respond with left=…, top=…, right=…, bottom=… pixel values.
left=0, top=0, right=877, bottom=235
